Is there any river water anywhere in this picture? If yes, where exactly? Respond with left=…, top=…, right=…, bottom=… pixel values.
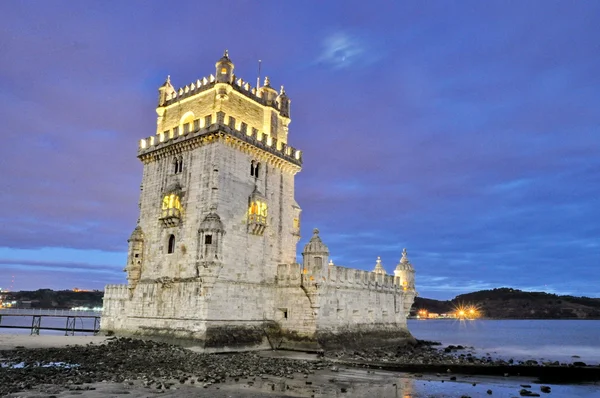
left=0, top=309, right=101, bottom=335
left=408, top=319, right=600, bottom=365
left=2, top=312, right=600, bottom=365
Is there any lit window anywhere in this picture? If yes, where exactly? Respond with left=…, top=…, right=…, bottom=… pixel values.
left=248, top=199, right=268, bottom=224
left=161, top=193, right=182, bottom=219
left=221, top=67, right=227, bottom=74
left=293, top=217, right=300, bottom=229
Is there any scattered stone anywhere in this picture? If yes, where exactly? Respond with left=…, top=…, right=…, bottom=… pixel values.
left=487, top=389, right=493, bottom=395
left=519, top=389, right=541, bottom=397
left=572, top=361, right=587, bottom=367
left=540, top=386, right=551, bottom=393
left=450, top=376, right=457, bottom=381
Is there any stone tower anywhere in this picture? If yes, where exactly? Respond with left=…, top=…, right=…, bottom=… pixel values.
left=101, top=51, right=303, bottom=349
left=102, top=52, right=416, bottom=351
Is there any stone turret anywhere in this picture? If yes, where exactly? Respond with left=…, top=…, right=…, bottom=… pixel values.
left=157, top=75, right=176, bottom=107
left=259, top=76, right=278, bottom=105
left=276, top=85, right=291, bottom=118
left=215, top=49, right=234, bottom=84
left=124, top=226, right=144, bottom=290
left=302, top=228, right=329, bottom=276
left=373, top=256, right=386, bottom=275
left=394, top=248, right=415, bottom=291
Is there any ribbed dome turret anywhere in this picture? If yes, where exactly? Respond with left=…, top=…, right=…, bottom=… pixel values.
left=302, top=228, right=329, bottom=255
left=128, top=226, right=144, bottom=242
left=199, top=212, right=225, bottom=232
left=395, top=248, right=414, bottom=272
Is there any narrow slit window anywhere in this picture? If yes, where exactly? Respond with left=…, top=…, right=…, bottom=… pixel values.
left=167, top=235, right=175, bottom=254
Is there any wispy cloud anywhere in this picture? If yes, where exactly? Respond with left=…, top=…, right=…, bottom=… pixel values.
left=314, top=30, right=382, bottom=70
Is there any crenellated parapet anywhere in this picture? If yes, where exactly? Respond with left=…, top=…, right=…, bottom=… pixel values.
left=161, top=74, right=288, bottom=113
left=138, top=120, right=302, bottom=167
left=104, top=284, right=129, bottom=299
left=277, top=262, right=411, bottom=294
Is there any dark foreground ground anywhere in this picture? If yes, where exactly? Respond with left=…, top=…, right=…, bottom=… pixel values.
left=1, top=337, right=599, bottom=397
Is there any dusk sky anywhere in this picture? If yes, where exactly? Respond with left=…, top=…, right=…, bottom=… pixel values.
left=1, top=1, right=598, bottom=300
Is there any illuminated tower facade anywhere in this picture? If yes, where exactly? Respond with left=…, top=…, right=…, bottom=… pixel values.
left=102, top=51, right=303, bottom=348
left=102, top=52, right=416, bottom=351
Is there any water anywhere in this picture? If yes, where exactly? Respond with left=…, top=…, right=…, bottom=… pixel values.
left=408, top=319, right=600, bottom=365
left=0, top=309, right=101, bottom=336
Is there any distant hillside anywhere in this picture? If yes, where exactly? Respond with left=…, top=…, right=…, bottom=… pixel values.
left=412, top=288, right=600, bottom=319
left=2, top=289, right=103, bottom=309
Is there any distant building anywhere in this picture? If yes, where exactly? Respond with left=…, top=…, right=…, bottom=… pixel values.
left=101, top=52, right=417, bottom=351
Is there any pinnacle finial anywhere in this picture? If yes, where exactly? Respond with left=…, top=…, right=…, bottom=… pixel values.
left=224, top=49, right=229, bottom=58
left=166, top=75, right=171, bottom=83
left=328, top=259, right=334, bottom=266
left=313, top=228, right=319, bottom=235
left=280, top=85, right=286, bottom=95
left=400, top=248, right=411, bottom=265
left=264, top=76, right=271, bottom=87
left=373, top=256, right=386, bottom=274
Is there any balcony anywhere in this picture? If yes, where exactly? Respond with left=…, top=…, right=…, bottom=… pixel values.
left=160, top=207, right=181, bottom=227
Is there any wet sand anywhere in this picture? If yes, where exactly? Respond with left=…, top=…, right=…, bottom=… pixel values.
left=0, top=334, right=108, bottom=350
left=1, top=335, right=599, bottom=397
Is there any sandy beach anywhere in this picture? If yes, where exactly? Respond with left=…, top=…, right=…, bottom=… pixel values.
left=1, top=335, right=599, bottom=397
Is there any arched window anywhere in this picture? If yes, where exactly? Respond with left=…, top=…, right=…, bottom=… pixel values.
left=167, top=234, right=175, bottom=254
left=180, top=112, right=195, bottom=134
left=250, top=161, right=260, bottom=178
left=172, top=157, right=183, bottom=174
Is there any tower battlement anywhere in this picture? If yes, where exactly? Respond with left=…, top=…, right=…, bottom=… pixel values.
left=139, top=115, right=302, bottom=166
left=276, top=261, right=415, bottom=293
left=163, top=74, right=285, bottom=112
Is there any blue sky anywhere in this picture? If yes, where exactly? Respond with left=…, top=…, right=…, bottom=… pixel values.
left=0, top=1, right=598, bottom=299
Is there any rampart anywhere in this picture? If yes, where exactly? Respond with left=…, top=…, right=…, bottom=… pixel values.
left=276, top=263, right=412, bottom=293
